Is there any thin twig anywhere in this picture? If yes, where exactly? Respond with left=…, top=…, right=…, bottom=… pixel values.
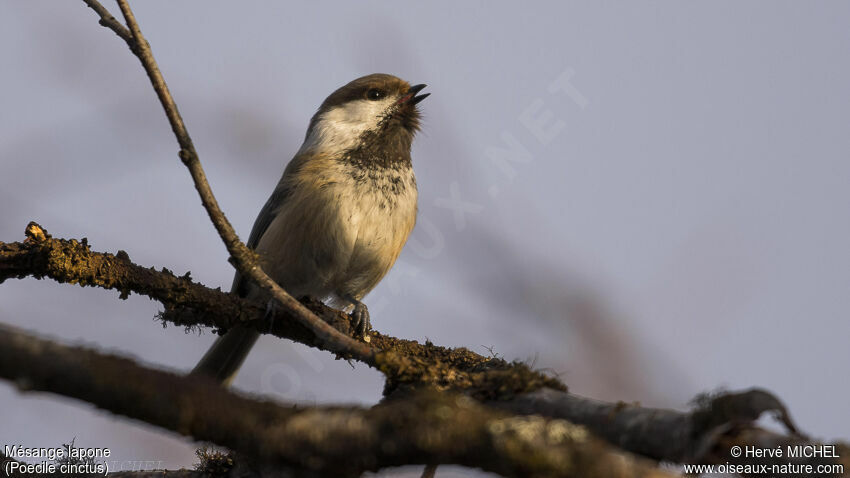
left=81, top=0, right=374, bottom=363
left=81, top=0, right=132, bottom=42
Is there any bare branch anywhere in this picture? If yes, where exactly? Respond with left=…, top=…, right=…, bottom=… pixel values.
left=0, top=324, right=678, bottom=478
left=80, top=0, right=374, bottom=364
left=81, top=0, right=132, bottom=42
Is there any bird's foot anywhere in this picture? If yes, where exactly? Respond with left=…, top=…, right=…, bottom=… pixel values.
left=349, top=300, right=371, bottom=337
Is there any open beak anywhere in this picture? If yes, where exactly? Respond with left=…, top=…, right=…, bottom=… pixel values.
left=400, top=84, right=430, bottom=106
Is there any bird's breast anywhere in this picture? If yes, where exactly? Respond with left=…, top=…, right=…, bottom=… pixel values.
left=336, top=164, right=417, bottom=297
left=334, top=163, right=418, bottom=257
left=257, top=158, right=417, bottom=300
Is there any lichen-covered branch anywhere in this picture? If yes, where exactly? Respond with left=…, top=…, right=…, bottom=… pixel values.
left=0, top=324, right=677, bottom=478
left=0, top=223, right=564, bottom=401
left=4, top=224, right=842, bottom=476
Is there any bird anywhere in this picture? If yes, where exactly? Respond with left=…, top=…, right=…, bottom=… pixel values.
left=192, top=73, right=428, bottom=385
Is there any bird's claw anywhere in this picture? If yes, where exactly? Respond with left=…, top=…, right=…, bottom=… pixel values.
left=350, top=302, right=371, bottom=337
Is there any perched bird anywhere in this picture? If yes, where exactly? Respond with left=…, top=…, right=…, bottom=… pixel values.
left=192, top=74, right=428, bottom=385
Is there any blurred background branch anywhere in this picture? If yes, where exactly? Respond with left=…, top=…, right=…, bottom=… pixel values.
left=0, top=323, right=678, bottom=478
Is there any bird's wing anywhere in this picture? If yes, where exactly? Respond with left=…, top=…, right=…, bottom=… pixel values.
left=230, top=153, right=311, bottom=296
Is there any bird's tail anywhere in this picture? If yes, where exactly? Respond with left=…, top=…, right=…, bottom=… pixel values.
left=191, top=325, right=260, bottom=386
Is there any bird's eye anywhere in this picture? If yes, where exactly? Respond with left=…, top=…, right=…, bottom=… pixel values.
left=366, top=88, right=385, bottom=101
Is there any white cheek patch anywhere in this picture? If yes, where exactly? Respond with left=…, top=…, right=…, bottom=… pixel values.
left=300, top=98, right=395, bottom=156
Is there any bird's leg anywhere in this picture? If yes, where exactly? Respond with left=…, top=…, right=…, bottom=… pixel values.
left=264, top=298, right=280, bottom=333
left=343, top=295, right=371, bottom=336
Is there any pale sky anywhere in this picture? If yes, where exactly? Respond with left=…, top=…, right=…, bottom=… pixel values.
left=1, top=2, right=848, bottom=476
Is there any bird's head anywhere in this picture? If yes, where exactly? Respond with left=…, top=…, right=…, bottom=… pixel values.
left=300, top=74, right=429, bottom=159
